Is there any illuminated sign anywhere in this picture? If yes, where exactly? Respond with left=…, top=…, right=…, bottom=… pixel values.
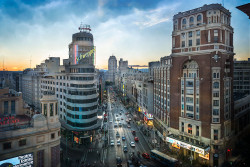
left=172, top=141, right=180, bottom=149
left=199, top=153, right=209, bottom=160
left=0, top=116, right=19, bottom=126
left=74, top=136, right=80, bottom=144
left=167, top=137, right=205, bottom=155
left=0, top=153, right=33, bottom=167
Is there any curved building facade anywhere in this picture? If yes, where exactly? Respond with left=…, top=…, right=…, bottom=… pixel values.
left=40, top=25, right=99, bottom=144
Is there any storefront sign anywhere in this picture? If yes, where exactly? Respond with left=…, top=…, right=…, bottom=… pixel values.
left=172, top=141, right=180, bottom=149
left=167, top=137, right=205, bottom=155
left=0, top=116, right=19, bottom=126
left=199, top=153, right=209, bottom=160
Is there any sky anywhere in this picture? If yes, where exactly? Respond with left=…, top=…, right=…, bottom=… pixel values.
left=0, top=0, right=249, bottom=70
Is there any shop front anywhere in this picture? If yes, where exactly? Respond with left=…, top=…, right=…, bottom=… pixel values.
left=143, top=112, right=153, bottom=126
left=166, top=135, right=210, bottom=165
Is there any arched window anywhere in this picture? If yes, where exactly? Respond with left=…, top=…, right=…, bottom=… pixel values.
left=188, top=124, right=192, bottom=134
left=197, top=14, right=202, bottom=21
left=189, top=17, right=194, bottom=23
left=213, top=82, right=219, bottom=89
left=182, top=18, right=186, bottom=24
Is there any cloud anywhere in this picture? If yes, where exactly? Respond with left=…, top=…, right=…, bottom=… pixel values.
left=133, top=3, right=181, bottom=28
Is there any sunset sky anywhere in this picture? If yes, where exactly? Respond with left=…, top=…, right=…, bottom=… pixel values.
left=0, top=0, right=249, bottom=71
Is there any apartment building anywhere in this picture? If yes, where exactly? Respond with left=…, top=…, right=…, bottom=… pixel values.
left=153, top=4, right=234, bottom=166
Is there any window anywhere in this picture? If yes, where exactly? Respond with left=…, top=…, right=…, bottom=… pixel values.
left=213, top=82, right=219, bottom=89
left=196, top=126, right=199, bottom=136
left=196, top=30, right=200, bottom=36
left=4, top=101, right=8, bottom=115
left=188, top=124, right=192, bottom=134
left=181, top=122, right=184, bottom=132
left=189, top=40, right=192, bottom=47
left=181, top=33, right=185, bottom=39
left=213, top=118, right=219, bottom=123
left=189, top=17, right=194, bottom=23
left=3, top=142, right=11, bottom=150
left=182, top=18, right=186, bottom=24
left=214, top=30, right=218, bottom=43
left=213, top=109, right=219, bottom=115
left=58, top=131, right=60, bottom=136
left=55, top=103, right=58, bottom=115
left=11, top=100, right=15, bottom=114
left=197, top=15, right=202, bottom=21
left=186, top=97, right=193, bottom=103
left=214, top=130, right=218, bottom=140
left=50, top=103, right=54, bottom=116
left=186, top=81, right=194, bottom=87
left=51, top=133, right=55, bottom=139
left=182, top=41, right=185, bottom=47
left=213, top=100, right=219, bottom=106
left=196, top=39, right=200, bottom=45
left=213, top=92, right=219, bottom=97
left=44, top=104, right=47, bottom=116
left=188, top=31, right=192, bottom=37
left=187, top=105, right=194, bottom=111
left=19, top=139, right=26, bottom=146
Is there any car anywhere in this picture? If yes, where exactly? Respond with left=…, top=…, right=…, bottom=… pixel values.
left=142, top=153, right=150, bottom=159
left=117, top=140, right=121, bottom=146
left=122, top=136, right=126, bottom=141
left=121, top=117, right=124, bottom=120
left=114, top=123, right=118, bottom=127
left=123, top=145, right=128, bottom=152
left=109, top=120, right=112, bottom=123
left=110, top=140, right=114, bottom=146
left=116, top=157, right=122, bottom=165
left=127, top=125, right=131, bottom=128
left=116, top=114, right=118, bottom=117
left=117, top=118, right=120, bottom=121
left=130, top=141, right=135, bottom=147
left=119, top=122, right=122, bottom=127
left=129, top=118, right=132, bottom=121
left=134, top=137, right=139, bottom=142
left=116, top=132, right=120, bottom=137
left=120, top=112, right=122, bottom=115
left=132, top=130, right=136, bottom=135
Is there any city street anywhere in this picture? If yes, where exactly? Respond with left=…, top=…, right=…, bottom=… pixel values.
left=103, top=87, right=165, bottom=167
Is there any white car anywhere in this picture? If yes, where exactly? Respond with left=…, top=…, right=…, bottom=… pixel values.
left=109, top=120, right=112, bottom=123
left=117, top=140, right=121, bottom=146
left=114, top=123, right=118, bottom=127
left=130, top=141, right=135, bottom=147
left=110, top=140, right=114, bottom=146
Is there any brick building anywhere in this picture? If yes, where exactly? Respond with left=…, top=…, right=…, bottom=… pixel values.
left=153, top=4, right=234, bottom=166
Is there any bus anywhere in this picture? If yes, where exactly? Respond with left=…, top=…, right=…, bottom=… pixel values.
left=150, top=149, right=179, bottom=167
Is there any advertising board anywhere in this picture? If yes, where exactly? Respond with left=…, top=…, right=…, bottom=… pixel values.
left=0, top=153, right=33, bottom=167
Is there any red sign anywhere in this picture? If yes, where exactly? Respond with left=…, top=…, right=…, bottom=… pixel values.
left=0, top=116, right=19, bottom=126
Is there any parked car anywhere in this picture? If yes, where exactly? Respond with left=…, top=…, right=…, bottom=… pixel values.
left=130, top=141, right=135, bottom=147
left=142, top=153, right=150, bottom=159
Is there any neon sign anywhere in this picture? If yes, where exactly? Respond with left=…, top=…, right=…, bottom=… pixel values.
left=76, top=47, right=95, bottom=64
left=0, top=116, right=19, bottom=126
